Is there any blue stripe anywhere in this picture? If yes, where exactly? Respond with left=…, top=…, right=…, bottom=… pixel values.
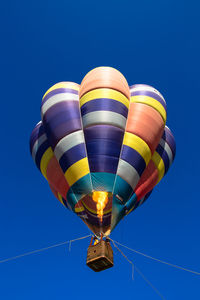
left=156, top=144, right=170, bottom=174
left=88, top=155, right=119, bottom=173
left=84, top=124, right=124, bottom=142
left=42, top=88, right=78, bottom=105
left=120, top=145, right=146, bottom=176
left=35, top=140, right=50, bottom=170
left=162, top=127, right=176, bottom=159
left=86, top=139, right=121, bottom=157
left=59, top=143, right=86, bottom=173
left=30, top=122, right=44, bottom=152
left=81, top=98, right=128, bottom=117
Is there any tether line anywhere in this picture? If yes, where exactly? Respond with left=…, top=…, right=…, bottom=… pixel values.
left=110, top=238, right=200, bottom=276
left=0, top=234, right=91, bottom=264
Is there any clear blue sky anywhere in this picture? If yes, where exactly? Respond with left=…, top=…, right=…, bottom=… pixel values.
left=0, top=0, right=200, bottom=299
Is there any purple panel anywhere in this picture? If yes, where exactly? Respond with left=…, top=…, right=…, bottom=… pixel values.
left=42, top=101, right=82, bottom=149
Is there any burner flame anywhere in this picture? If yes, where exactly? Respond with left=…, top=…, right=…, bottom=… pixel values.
left=92, top=191, right=109, bottom=222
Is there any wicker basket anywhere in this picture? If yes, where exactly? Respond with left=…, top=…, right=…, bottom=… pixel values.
left=86, top=239, right=114, bottom=272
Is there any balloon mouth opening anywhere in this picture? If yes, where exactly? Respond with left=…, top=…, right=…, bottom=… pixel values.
left=92, top=191, right=109, bottom=222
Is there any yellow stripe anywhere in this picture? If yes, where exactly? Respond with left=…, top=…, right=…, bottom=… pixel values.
left=152, top=151, right=165, bottom=183
left=80, top=88, right=129, bottom=109
left=130, top=95, right=166, bottom=123
left=57, top=193, right=64, bottom=205
left=43, top=82, right=79, bottom=100
left=64, top=157, right=90, bottom=186
left=123, top=132, right=151, bottom=166
left=40, top=147, right=54, bottom=179
left=75, top=206, right=85, bottom=213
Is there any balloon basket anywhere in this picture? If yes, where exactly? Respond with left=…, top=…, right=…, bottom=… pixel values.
left=86, top=238, right=114, bottom=272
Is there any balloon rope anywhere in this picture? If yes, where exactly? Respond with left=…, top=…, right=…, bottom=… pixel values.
left=111, top=240, right=134, bottom=280
left=0, top=234, right=92, bottom=264
left=110, top=238, right=200, bottom=276
left=111, top=240, right=165, bottom=300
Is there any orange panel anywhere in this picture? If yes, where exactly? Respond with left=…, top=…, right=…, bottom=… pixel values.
left=135, top=161, right=158, bottom=200
left=46, top=156, right=70, bottom=199
left=79, top=67, right=130, bottom=99
left=126, top=102, right=164, bottom=154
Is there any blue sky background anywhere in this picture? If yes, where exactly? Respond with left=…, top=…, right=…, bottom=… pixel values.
left=0, top=0, right=200, bottom=299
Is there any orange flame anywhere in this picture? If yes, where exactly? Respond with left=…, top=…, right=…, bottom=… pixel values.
left=92, top=191, right=109, bottom=222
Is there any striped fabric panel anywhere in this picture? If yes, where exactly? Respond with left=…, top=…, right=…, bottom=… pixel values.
left=80, top=88, right=129, bottom=130
left=129, top=126, right=175, bottom=212
left=41, top=82, right=81, bottom=150
left=41, top=82, right=91, bottom=191
left=82, top=111, right=127, bottom=130
left=154, top=126, right=176, bottom=175
left=130, top=95, right=166, bottom=123
left=80, top=88, right=129, bottom=192
left=117, top=159, right=140, bottom=190
left=30, top=122, right=70, bottom=198
left=29, top=121, right=45, bottom=153
left=64, top=157, right=90, bottom=187
left=163, top=126, right=176, bottom=158
left=54, top=130, right=85, bottom=161
left=126, top=102, right=165, bottom=154
left=84, top=125, right=124, bottom=190
left=123, top=132, right=151, bottom=166
left=30, top=122, right=53, bottom=178
left=53, top=130, right=90, bottom=188
left=80, top=88, right=129, bottom=108
left=113, top=123, right=152, bottom=206
left=151, top=151, right=165, bottom=183
left=46, top=156, right=70, bottom=199
left=42, top=82, right=79, bottom=100
left=134, top=160, right=159, bottom=202
left=130, top=84, right=167, bottom=123
left=130, top=84, right=166, bottom=110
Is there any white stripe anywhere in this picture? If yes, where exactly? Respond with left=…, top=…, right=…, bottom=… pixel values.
left=117, top=159, right=140, bottom=190
left=32, top=133, right=47, bottom=162
left=159, top=138, right=174, bottom=166
left=54, top=130, right=85, bottom=161
left=41, top=93, right=79, bottom=116
left=82, top=111, right=127, bottom=130
left=130, top=85, right=166, bottom=103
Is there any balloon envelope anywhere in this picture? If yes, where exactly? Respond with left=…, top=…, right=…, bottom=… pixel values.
left=30, top=68, right=176, bottom=236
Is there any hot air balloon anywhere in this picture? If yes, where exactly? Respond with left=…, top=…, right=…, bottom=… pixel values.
left=29, top=67, right=176, bottom=272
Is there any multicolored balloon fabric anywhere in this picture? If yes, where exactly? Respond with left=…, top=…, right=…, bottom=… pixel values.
left=30, top=67, right=176, bottom=236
